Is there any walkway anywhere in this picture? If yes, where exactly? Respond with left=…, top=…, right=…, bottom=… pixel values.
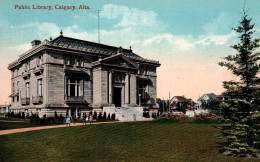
left=0, top=119, right=153, bottom=136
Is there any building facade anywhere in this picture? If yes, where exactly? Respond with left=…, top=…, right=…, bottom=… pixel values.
left=8, top=33, right=160, bottom=118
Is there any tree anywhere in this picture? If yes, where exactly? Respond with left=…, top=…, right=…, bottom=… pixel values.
left=103, top=112, right=107, bottom=120
left=93, top=111, right=97, bottom=120
left=98, top=112, right=102, bottom=120
left=218, top=9, right=260, bottom=157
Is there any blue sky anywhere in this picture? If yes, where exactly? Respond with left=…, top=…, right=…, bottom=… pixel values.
left=0, top=0, right=260, bottom=104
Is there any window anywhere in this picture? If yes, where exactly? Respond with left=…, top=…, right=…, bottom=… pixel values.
left=114, top=73, right=125, bottom=83
left=25, top=62, right=30, bottom=72
left=17, top=90, right=19, bottom=102
left=138, top=84, right=147, bottom=99
left=65, top=56, right=76, bottom=66
left=12, top=83, right=15, bottom=92
left=69, top=57, right=75, bottom=66
left=15, top=69, right=19, bottom=76
left=67, top=78, right=82, bottom=96
left=37, top=55, right=43, bottom=67
left=26, top=82, right=30, bottom=98
left=76, top=57, right=83, bottom=67
left=37, top=79, right=42, bottom=96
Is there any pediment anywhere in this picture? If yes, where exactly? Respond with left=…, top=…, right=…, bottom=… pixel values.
left=99, top=54, right=139, bottom=69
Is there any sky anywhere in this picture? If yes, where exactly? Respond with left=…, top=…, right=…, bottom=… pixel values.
left=0, top=0, right=260, bottom=104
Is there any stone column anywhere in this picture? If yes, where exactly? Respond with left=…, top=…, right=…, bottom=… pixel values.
left=109, top=71, right=113, bottom=105
left=69, top=109, right=71, bottom=117
left=125, top=73, right=130, bottom=104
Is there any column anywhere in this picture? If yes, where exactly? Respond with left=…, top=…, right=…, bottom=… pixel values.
left=125, top=73, right=130, bottom=104
left=108, top=71, right=113, bottom=105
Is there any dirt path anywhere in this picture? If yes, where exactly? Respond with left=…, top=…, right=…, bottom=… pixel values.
left=0, top=119, right=153, bottom=136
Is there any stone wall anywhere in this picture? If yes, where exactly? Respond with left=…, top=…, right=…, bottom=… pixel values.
left=47, top=63, right=65, bottom=104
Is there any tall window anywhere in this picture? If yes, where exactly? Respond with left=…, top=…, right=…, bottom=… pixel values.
left=65, top=56, right=76, bottom=66
left=69, top=57, right=75, bottom=66
left=12, top=82, right=15, bottom=93
left=138, top=84, right=147, bottom=99
left=67, top=79, right=82, bottom=97
left=37, top=55, right=43, bottom=67
left=25, top=62, right=30, bottom=72
left=17, top=81, right=19, bottom=102
left=37, top=79, right=42, bottom=96
left=76, top=57, right=83, bottom=67
left=26, top=82, right=30, bottom=98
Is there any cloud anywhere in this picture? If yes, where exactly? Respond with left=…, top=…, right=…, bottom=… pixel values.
left=202, top=12, right=234, bottom=35
left=196, top=31, right=236, bottom=46
left=101, top=4, right=167, bottom=32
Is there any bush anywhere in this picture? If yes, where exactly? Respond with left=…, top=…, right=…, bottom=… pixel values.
left=98, top=112, right=102, bottom=120
left=93, top=111, right=97, bottom=120
left=103, top=112, right=107, bottom=120
left=111, top=113, right=116, bottom=120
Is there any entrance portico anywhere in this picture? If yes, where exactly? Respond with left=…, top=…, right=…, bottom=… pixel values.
left=92, top=53, right=138, bottom=108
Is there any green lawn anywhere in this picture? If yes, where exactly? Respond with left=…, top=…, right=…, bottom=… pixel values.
left=0, top=119, right=257, bottom=161
left=0, top=117, right=34, bottom=130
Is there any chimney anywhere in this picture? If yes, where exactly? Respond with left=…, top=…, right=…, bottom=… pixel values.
left=31, top=40, right=41, bottom=47
left=117, top=46, right=123, bottom=54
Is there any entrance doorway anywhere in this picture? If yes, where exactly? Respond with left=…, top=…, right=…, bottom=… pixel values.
left=113, top=87, right=122, bottom=107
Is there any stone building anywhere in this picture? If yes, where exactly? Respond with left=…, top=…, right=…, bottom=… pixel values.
left=8, top=32, right=160, bottom=118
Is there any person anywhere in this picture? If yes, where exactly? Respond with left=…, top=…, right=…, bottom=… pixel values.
left=66, top=116, right=71, bottom=126
left=89, top=114, right=93, bottom=124
left=83, top=114, right=87, bottom=125
left=133, top=114, right=136, bottom=121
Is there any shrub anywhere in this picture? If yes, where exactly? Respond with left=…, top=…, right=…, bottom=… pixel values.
left=98, top=112, right=102, bottom=120
left=93, top=111, right=97, bottom=120
left=103, top=112, right=107, bottom=120
left=111, top=113, right=116, bottom=120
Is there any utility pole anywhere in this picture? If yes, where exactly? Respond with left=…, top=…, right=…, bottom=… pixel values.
left=98, top=10, right=100, bottom=43
left=169, top=92, right=170, bottom=113
left=163, top=97, right=164, bottom=113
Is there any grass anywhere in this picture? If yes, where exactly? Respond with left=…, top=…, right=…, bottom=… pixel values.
left=0, top=117, right=34, bottom=130
left=0, top=119, right=257, bottom=161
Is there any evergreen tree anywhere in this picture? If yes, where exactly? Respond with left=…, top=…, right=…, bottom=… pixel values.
left=98, top=112, right=102, bottom=120
left=54, top=111, right=58, bottom=119
left=93, top=111, right=97, bottom=120
left=103, top=112, right=107, bottom=120
left=218, top=9, right=260, bottom=157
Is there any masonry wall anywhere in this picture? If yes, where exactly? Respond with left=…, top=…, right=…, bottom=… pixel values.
left=93, top=68, right=109, bottom=107
left=130, top=74, right=137, bottom=104
left=84, top=69, right=92, bottom=104
left=46, top=53, right=65, bottom=104
left=93, top=68, right=102, bottom=107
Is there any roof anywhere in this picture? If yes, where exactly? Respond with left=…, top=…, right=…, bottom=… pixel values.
left=172, top=96, right=188, bottom=103
left=52, top=36, right=141, bottom=58
left=205, top=93, right=217, bottom=99
left=8, top=35, right=160, bottom=69
left=198, top=93, right=217, bottom=101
